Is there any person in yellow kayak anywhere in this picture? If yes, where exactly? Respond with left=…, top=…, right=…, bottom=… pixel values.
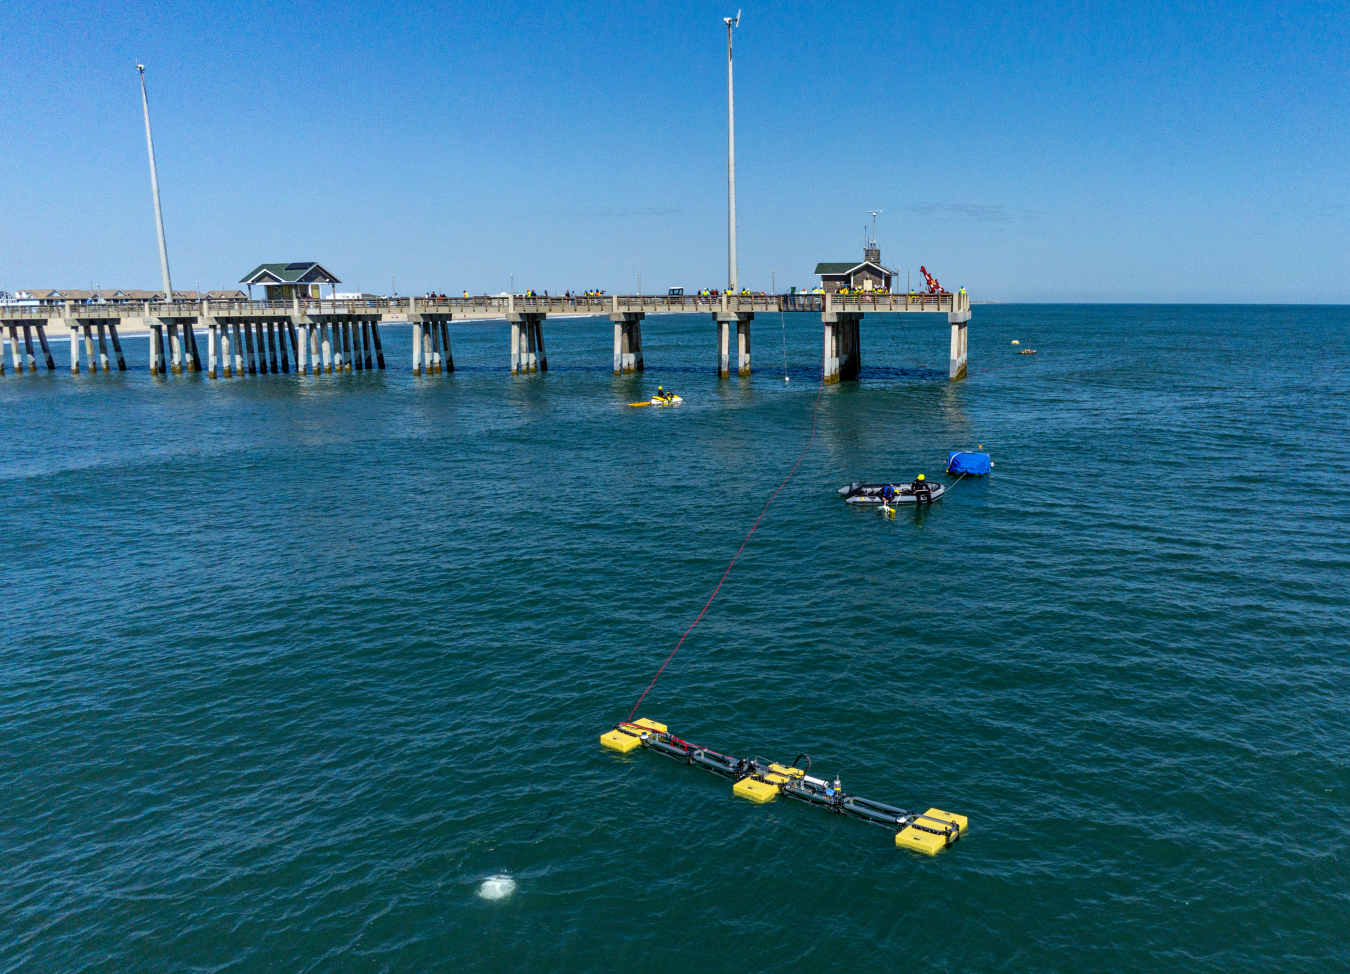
left=656, top=386, right=675, bottom=402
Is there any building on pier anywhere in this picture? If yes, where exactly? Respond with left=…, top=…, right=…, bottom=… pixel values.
left=814, top=245, right=894, bottom=293
left=240, top=263, right=340, bottom=301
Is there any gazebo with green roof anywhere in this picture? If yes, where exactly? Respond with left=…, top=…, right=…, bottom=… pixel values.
left=240, top=262, right=340, bottom=301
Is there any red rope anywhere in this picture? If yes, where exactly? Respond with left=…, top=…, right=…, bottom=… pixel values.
left=626, top=381, right=826, bottom=721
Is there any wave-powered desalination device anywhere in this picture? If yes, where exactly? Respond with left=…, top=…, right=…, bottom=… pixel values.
left=601, top=719, right=967, bottom=854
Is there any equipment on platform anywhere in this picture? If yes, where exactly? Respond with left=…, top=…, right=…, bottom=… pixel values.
left=600, top=719, right=967, bottom=854
left=838, top=482, right=946, bottom=504
left=945, top=452, right=992, bottom=475
left=919, top=266, right=947, bottom=295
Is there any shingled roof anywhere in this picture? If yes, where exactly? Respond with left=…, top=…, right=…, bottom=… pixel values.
left=240, top=262, right=340, bottom=286
left=814, top=260, right=895, bottom=277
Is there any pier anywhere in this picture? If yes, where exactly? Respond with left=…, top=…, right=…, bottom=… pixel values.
left=0, top=290, right=970, bottom=381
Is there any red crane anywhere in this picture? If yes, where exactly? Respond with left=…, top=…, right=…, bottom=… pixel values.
left=919, top=266, right=946, bottom=294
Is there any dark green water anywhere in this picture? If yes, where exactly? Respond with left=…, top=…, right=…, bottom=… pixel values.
left=2, top=306, right=1346, bottom=972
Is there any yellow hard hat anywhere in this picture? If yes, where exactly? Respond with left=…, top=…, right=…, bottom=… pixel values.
left=917, top=474, right=925, bottom=481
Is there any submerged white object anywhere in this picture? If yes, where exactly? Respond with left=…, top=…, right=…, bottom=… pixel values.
left=478, top=875, right=517, bottom=901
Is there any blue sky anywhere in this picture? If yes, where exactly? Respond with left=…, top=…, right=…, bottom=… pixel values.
left=2, top=0, right=1346, bottom=301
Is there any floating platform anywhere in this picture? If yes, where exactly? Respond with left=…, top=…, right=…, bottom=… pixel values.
left=838, top=482, right=946, bottom=505
left=600, top=719, right=967, bottom=854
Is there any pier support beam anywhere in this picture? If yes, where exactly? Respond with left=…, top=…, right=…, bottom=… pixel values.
left=22, top=326, right=38, bottom=373
left=411, top=315, right=453, bottom=375
left=95, top=324, right=110, bottom=372
left=108, top=323, right=127, bottom=371
left=67, top=322, right=79, bottom=373
left=35, top=325, right=56, bottom=371
left=361, top=322, right=374, bottom=370
left=331, top=321, right=345, bottom=372
left=230, top=323, right=243, bottom=377
left=371, top=321, right=385, bottom=370
left=341, top=322, right=353, bottom=372
left=714, top=312, right=752, bottom=378
left=948, top=309, right=970, bottom=381
left=509, top=313, right=546, bottom=374
left=319, top=322, right=332, bottom=374
left=219, top=323, right=231, bottom=377
left=8, top=325, right=23, bottom=373
left=185, top=323, right=202, bottom=373
left=206, top=321, right=218, bottom=378
left=82, top=324, right=97, bottom=375
left=611, top=313, right=645, bottom=374
left=821, top=311, right=862, bottom=384
left=168, top=322, right=183, bottom=374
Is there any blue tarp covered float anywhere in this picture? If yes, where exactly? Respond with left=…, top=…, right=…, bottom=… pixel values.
left=946, top=451, right=992, bottom=475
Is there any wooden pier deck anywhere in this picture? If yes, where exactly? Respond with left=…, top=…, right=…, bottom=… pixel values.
left=0, top=291, right=971, bottom=382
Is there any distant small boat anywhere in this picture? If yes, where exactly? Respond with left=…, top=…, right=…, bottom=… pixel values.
left=1020, top=349, right=1037, bottom=355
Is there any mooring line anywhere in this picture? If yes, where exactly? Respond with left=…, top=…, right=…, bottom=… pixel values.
left=626, top=380, right=826, bottom=721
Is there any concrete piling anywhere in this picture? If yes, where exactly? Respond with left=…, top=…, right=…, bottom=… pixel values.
left=82, top=324, right=97, bottom=375
left=278, top=322, right=290, bottom=373
left=95, top=324, right=110, bottom=372
left=371, top=322, right=385, bottom=369
left=146, top=322, right=159, bottom=374
left=949, top=319, right=968, bottom=380
left=442, top=321, right=456, bottom=371
left=266, top=321, right=280, bottom=373
left=68, top=323, right=80, bottom=374
left=207, top=323, right=218, bottom=378
left=230, top=323, right=243, bottom=377
left=412, top=321, right=423, bottom=375
left=36, top=325, right=56, bottom=371
left=108, top=323, right=127, bottom=371
left=185, top=324, right=202, bottom=373
left=22, top=325, right=38, bottom=373
left=361, top=322, right=374, bottom=370
left=610, top=314, right=643, bottom=374
left=243, top=321, right=257, bottom=375
left=168, top=322, right=183, bottom=374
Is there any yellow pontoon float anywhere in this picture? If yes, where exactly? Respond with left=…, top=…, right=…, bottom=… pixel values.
left=601, top=718, right=967, bottom=854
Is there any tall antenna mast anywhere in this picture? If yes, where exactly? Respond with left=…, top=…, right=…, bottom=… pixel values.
left=137, top=64, right=173, bottom=299
left=724, top=10, right=741, bottom=292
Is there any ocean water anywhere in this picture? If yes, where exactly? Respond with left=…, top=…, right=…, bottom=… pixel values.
left=1, top=305, right=1346, bottom=972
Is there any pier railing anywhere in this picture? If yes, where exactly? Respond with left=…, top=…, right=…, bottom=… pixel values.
left=0, top=290, right=967, bottom=320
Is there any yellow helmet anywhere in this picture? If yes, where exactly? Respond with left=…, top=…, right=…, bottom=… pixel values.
left=917, top=474, right=925, bottom=481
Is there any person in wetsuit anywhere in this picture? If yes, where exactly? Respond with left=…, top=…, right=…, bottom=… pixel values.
left=910, top=473, right=931, bottom=502
left=656, top=385, right=674, bottom=402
